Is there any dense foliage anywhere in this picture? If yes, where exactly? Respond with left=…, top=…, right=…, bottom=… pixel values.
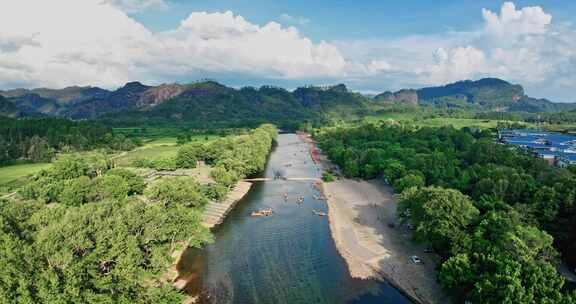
left=176, top=124, right=278, bottom=199
left=317, top=123, right=576, bottom=303
left=1, top=154, right=213, bottom=303
left=0, top=117, right=137, bottom=166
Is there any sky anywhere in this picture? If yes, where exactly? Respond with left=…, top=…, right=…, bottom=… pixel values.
left=0, top=0, right=575, bottom=101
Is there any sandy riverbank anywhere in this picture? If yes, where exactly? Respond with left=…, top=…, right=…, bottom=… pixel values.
left=299, top=133, right=449, bottom=304
left=322, top=179, right=448, bottom=304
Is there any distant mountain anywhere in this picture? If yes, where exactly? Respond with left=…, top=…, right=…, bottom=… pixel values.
left=99, top=82, right=321, bottom=129
left=0, top=95, right=21, bottom=117
left=508, top=96, right=576, bottom=113
left=412, top=78, right=576, bottom=112
left=2, top=77, right=575, bottom=127
left=0, top=82, right=181, bottom=119
left=293, top=84, right=369, bottom=119
left=374, top=89, right=418, bottom=106
left=1, top=81, right=376, bottom=128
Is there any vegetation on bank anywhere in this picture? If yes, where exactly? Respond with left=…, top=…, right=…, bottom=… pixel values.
left=0, top=153, right=212, bottom=303
left=316, top=123, right=576, bottom=303
left=0, top=124, right=277, bottom=303
left=175, top=124, right=278, bottom=199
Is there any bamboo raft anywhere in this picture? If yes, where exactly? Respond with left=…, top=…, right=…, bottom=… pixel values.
left=312, top=210, right=327, bottom=216
left=251, top=208, right=274, bottom=217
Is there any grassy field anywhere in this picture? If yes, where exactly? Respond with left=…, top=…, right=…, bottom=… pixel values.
left=113, top=127, right=184, bottom=139
left=114, top=145, right=180, bottom=167
left=416, top=118, right=504, bottom=129
left=113, top=133, right=218, bottom=167
left=363, top=112, right=419, bottom=123
left=0, top=163, right=52, bottom=195
left=364, top=113, right=536, bottom=129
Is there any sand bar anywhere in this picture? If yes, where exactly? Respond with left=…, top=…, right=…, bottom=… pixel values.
left=300, top=133, right=449, bottom=304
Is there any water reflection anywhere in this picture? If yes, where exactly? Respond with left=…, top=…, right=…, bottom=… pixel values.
left=178, top=134, right=412, bottom=304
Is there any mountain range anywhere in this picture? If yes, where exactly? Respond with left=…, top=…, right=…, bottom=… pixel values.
left=1, top=78, right=574, bottom=127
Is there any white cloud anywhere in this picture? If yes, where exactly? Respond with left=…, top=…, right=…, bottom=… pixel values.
left=336, top=2, right=576, bottom=101
left=0, top=0, right=349, bottom=89
left=0, top=1, right=574, bottom=102
left=482, top=2, right=552, bottom=41
left=0, top=34, right=40, bottom=53
left=426, top=46, right=486, bottom=84
left=280, top=14, right=310, bottom=26
left=100, top=0, right=168, bottom=13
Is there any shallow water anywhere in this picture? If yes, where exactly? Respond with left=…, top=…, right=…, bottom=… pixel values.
left=178, top=134, right=412, bottom=304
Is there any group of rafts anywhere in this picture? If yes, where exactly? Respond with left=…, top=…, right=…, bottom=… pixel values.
left=251, top=181, right=327, bottom=217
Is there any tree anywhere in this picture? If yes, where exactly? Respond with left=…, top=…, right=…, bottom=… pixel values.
left=399, top=186, right=479, bottom=254
left=210, top=167, right=240, bottom=188
left=29, top=199, right=211, bottom=303
left=51, top=154, right=89, bottom=179
left=382, top=159, right=406, bottom=183
left=343, top=160, right=359, bottom=177
left=26, top=136, right=53, bottom=162
left=534, top=186, right=559, bottom=222
left=438, top=253, right=475, bottom=300
left=393, top=173, right=424, bottom=193
left=202, top=183, right=229, bottom=201
left=176, top=144, right=200, bottom=168
left=145, top=177, right=208, bottom=208
left=59, top=176, right=93, bottom=206
left=106, top=168, right=145, bottom=195
left=93, top=175, right=130, bottom=201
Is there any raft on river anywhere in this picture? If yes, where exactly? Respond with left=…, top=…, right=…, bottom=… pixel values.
left=312, top=210, right=327, bottom=216
left=251, top=208, right=274, bottom=217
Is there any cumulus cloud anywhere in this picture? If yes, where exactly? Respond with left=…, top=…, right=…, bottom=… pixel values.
left=337, top=2, right=576, bottom=101
left=0, top=0, right=349, bottom=89
left=0, top=0, right=573, bottom=101
left=482, top=2, right=552, bottom=41
left=426, top=46, right=486, bottom=84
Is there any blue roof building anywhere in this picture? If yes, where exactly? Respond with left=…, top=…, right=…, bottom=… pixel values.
left=499, top=129, right=576, bottom=166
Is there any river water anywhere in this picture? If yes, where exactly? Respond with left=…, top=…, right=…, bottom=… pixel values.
left=178, top=134, right=412, bottom=304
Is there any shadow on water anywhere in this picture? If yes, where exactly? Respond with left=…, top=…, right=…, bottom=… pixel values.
left=177, top=134, right=413, bottom=304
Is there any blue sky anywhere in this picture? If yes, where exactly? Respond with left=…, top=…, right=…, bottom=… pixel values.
left=133, top=0, right=576, bottom=40
left=0, top=0, right=575, bottom=101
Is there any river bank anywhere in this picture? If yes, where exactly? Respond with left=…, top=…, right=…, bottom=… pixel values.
left=175, top=133, right=413, bottom=304
left=156, top=176, right=253, bottom=303
left=201, top=181, right=253, bottom=229
left=302, top=133, right=449, bottom=304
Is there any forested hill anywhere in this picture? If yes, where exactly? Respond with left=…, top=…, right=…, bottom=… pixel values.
left=2, top=78, right=575, bottom=127
left=414, top=78, right=576, bottom=112
left=374, top=78, right=576, bottom=112
left=0, top=81, right=371, bottom=129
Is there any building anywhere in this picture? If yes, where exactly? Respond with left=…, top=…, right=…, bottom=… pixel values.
left=499, top=129, right=576, bottom=167
left=558, top=153, right=576, bottom=168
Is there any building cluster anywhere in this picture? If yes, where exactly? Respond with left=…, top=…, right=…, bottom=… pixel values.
left=499, top=129, right=576, bottom=167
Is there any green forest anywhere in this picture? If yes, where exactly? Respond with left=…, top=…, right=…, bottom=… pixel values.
left=316, top=123, right=576, bottom=303
left=0, top=117, right=138, bottom=165
left=3, top=75, right=576, bottom=303
left=0, top=124, right=277, bottom=303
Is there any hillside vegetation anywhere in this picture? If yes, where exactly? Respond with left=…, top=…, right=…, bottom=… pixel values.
left=0, top=124, right=277, bottom=303
left=2, top=78, right=575, bottom=130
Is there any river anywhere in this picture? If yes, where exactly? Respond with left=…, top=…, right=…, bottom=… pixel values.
left=177, top=133, right=412, bottom=304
